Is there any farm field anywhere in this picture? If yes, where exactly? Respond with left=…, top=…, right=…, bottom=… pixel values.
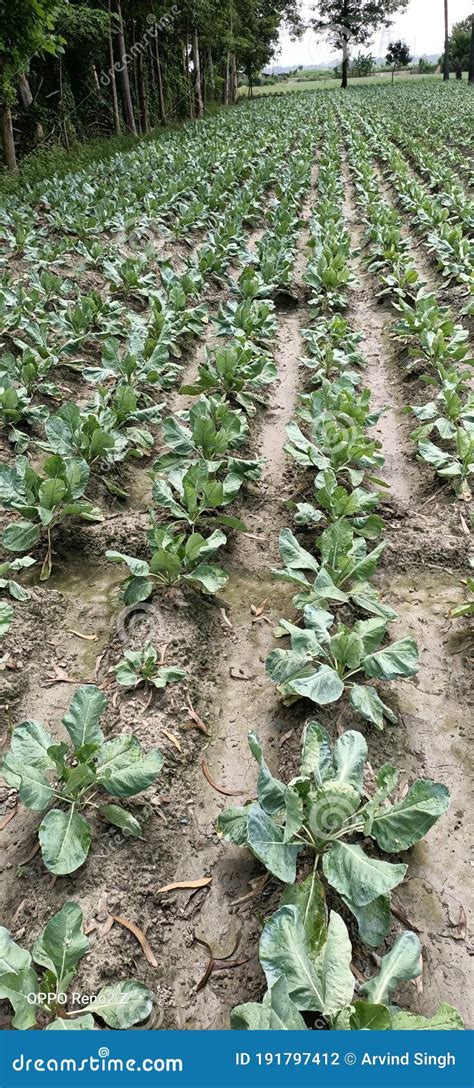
left=0, top=79, right=472, bottom=1033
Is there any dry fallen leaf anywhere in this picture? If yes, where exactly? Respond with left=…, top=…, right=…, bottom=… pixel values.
left=112, top=915, right=158, bottom=967
left=161, top=727, right=182, bottom=752
left=157, top=877, right=212, bottom=894
left=220, top=607, right=232, bottom=629
left=230, top=872, right=270, bottom=906
left=182, top=701, right=209, bottom=735
left=250, top=597, right=268, bottom=617
left=68, top=630, right=98, bottom=642
left=449, top=905, right=467, bottom=941
left=201, top=758, right=243, bottom=796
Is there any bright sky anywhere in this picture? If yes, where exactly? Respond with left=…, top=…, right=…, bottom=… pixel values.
left=277, top=0, right=474, bottom=66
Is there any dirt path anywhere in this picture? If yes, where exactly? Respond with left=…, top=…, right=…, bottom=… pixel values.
left=343, top=154, right=474, bottom=1026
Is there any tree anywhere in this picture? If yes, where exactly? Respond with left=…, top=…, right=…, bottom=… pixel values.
left=443, top=0, right=449, bottom=80
left=311, top=0, right=409, bottom=90
left=469, top=15, right=474, bottom=84
left=351, top=51, right=374, bottom=76
left=440, top=16, right=472, bottom=73
left=0, top=0, right=61, bottom=170
left=386, top=38, right=410, bottom=81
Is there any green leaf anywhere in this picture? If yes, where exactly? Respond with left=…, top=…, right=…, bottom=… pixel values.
left=248, top=732, right=286, bottom=815
left=10, top=720, right=55, bottom=770
left=371, top=780, right=450, bottom=852
left=350, top=684, right=397, bottom=729
left=98, top=803, right=141, bottom=838
left=280, top=870, right=327, bottom=955
left=316, top=911, right=355, bottom=1018
left=247, top=803, right=301, bottom=883
left=350, top=1000, right=391, bottom=1030
left=230, top=977, right=307, bottom=1030
left=285, top=665, right=344, bottom=706
left=0, top=926, right=32, bottom=977
left=2, top=521, right=40, bottom=553
left=32, top=902, right=89, bottom=988
left=390, top=1003, right=464, bottom=1030
left=62, top=685, right=106, bottom=749
left=279, top=528, right=319, bottom=572
left=300, top=721, right=333, bottom=782
left=39, top=808, right=92, bottom=875
left=96, top=736, right=163, bottom=797
left=322, top=841, right=407, bottom=907
left=89, top=980, right=152, bottom=1028
left=332, top=730, right=367, bottom=791
left=360, top=931, right=421, bottom=1004
left=364, top=638, right=419, bottom=680
left=0, top=601, right=13, bottom=637
left=46, top=1014, right=95, bottom=1029
left=342, top=895, right=391, bottom=947
left=0, top=967, right=39, bottom=1029
left=1, top=758, right=55, bottom=811
left=260, top=904, right=325, bottom=1011
left=216, top=805, right=250, bottom=846
left=184, top=562, right=228, bottom=593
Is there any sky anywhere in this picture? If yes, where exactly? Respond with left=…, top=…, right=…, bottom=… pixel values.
left=276, top=0, right=474, bottom=67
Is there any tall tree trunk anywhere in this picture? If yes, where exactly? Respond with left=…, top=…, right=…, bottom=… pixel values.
left=469, top=15, right=474, bottom=84
left=340, top=0, right=349, bottom=89
left=18, top=73, right=44, bottom=140
left=58, top=54, right=70, bottom=150
left=0, top=101, right=17, bottom=171
left=223, top=51, right=230, bottom=104
left=192, top=29, right=204, bottom=118
left=113, top=0, right=137, bottom=135
left=182, top=40, right=194, bottom=119
left=131, top=21, right=142, bottom=134
left=230, top=51, right=237, bottom=103
left=108, top=0, right=121, bottom=135
left=137, top=51, right=149, bottom=132
left=443, top=0, right=450, bottom=80
left=391, top=65, right=395, bottom=83
left=207, top=46, right=215, bottom=102
left=154, top=34, right=166, bottom=121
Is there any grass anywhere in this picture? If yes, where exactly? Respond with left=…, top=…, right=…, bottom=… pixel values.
left=239, top=73, right=442, bottom=96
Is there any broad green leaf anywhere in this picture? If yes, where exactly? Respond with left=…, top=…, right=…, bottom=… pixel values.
left=322, top=841, right=407, bottom=907
left=0, top=601, right=13, bottom=636
left=300, top=721, right=333, bottom=783
left=89, top=980, right=152, bottom=1028
left=315, top=911, right=354, bottom=1018
left=248, top=732, right=286, bottom=815
left=216, top=805, right=250, bottom=846
left=332, top=730, right=367, bottom=790
left=279, top=528, right=319, bottom=572
left=283, top=786, right=304, bottom=841
left=350, top=1000, right=391, bottom=1030
left=350, top=684, right=397, bottom=729
left=32, top=902, right=89, bottom=987
left=0, top=926, right=32, bottom=977
left=281, top=869, right=327, bottom=955
left=10, top=720, right=55, bottom=770
left=360, top=931, right=421, bottom=1004
left=285, top=665, right=344, bottom=706
left=247, top=803, right=300, bottom=883
left=364, top=638, right=419, bottom=680
left=390, top=1003, right=464, bottom=1030
left=184, top=562, right=228, bottom=593
left=39, top=808, right=92, bottom=875
left=0, top=967, right=38, bottom=1029
left=98, top=803, right=141, bottom=838
left=342, top=895, right=391, bottom=947
left=2, top=521, right=40, bottom=553
left=62, top=685, right=106, bottom=749
left=46, top=1014, right=95, bottom=1029
left=124, top=576, right=154, bottom=605
left=1, top=758, right=55, bottom=811
left=371, top=780, right=450, bottom=852
left=230, top=978, right=307, bottom=1030
left=96, top=736, right=163, bottom=797
left=106, top=551, right=150, bottom=578
left=260, top=904, right=325, bottom=1011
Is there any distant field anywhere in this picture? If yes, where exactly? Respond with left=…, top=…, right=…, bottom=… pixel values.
left=239, top=72, right=443, bottom=96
